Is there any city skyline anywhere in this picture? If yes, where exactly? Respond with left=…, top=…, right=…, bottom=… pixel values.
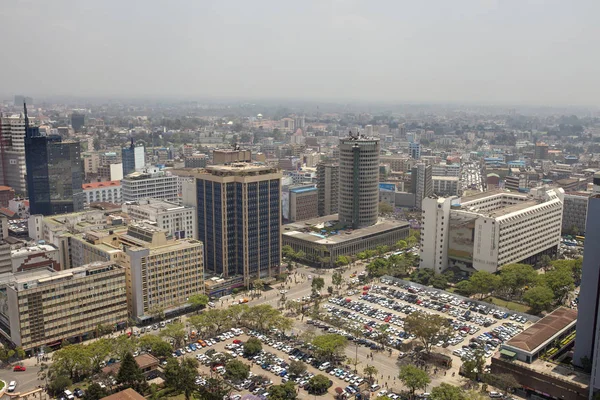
left=1, top=0, right=600, bottom=106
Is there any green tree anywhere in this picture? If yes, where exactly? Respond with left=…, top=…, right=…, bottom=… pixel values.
left=224, top=359, right=250, bottom=383
left=306, top=374, right=330, bottom=395
left=113, top=334, right=138, bottom=359
left=332, top=272, right=343, bottom=288
left=268, top=381, right=298, bottom=400
left=52, top=344, right=92, bottom=380
left=406, top=236, right=418, bottom=247
left=83, top=382, right=108, bottom=400
left=431, top=383, right=465, bottom=400
left=490, top=373, right=520, bottom=395
left=288, top=360, right=307, bottom=377
left=196, top=377, right=231, bottom=400
left=363, top=364, right=378, bottom=383
left=430, top=274, right=448, bottom=289
left=253, top=279, right=265, bottom=296
left=399, top=365, right=431, bottom=399
left=188, top=293, right=209, bottom=310
left=15, top=346, right=25, bottom=359
left=542, top=266, right=574, bottom=303
left=139, top=335, right=173, bottom=358
left=48, top=375, right=72, bottom=397
left=468, top=270, right=500, bottom=299
left=312, top=277, right=325, bottom=293
left=461, top=349, right=485, bottom=381
left=396, top=240, right=408, bottom=250
left=164, top=357, right=181, bottom=388
left=404, top=311, right=452, bottom=353
left=454, top=280, right=473, bottom=296
left=367, top=258, right=389, bottom=278
left=537, top=255, right=552, bottom=269
left=159, top=321, right=186, bottom=347
left=499, top=263, right=537, bottom=299
left=87, top=338, right=113, bottom=372
left=282, top=245, right=296, bottom=259
left=116, top=352, right=144, bottom=391
left=335, top=256, right=350, bottom=268
left=379, top=201, right=394, bottom=214
left=179, top=358, right=200, bottom=400
left=243, top=337, right=263, bottom=357
left=312, top=334, right=348, bottom=362
left=523, top=285, right=554, bottom=314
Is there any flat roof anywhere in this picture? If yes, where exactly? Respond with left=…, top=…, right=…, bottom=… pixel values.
left=283, top=216, right=409, bottom=245
left=290, top=187, right=317, bottom=194
left=505, top=307, right=577, bottom=353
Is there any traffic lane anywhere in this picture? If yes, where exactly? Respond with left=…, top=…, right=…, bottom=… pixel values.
left=0, top=364, right=41, bottom=397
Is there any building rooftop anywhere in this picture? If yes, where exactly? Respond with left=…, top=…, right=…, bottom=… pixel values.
left=101, top=389, right=146, bottom=400
left=83, top=180, right=121, bottom=190
left=432, top=176, right=459, bottom=181
left=283, top=215, right=409, bottom=245
left=124, top=198, right=191, bottom=212
left=505, top=307, right=577, bottom=353
left=11, top=244, right=57, bottom=258
left=290, top=186, right=317, bottom=194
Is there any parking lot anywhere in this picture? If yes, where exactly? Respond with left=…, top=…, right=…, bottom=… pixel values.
left=317, top=280, right=532, bottom=368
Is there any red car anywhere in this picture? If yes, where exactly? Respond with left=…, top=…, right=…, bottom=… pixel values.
left=13, top=365, right=26, bottom=372
left=233, top=339, right=242, bottom=344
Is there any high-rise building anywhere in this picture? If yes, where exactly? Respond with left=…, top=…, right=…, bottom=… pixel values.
left=411, top=163, right=433, bottom=210
left=338, top=135, right=380, bottom=229
left=0, top=113, right=28, bottom=195
left=71, top=112, right=85, bottom=132
left=534, top=143, right=549, bottom=160
left=409, top=142, right=421, bottom=159
left=289, top=186, right=318, bottom=222
left=121, top=168, right=178, bottom=203
left=573, top=177, right=600, bottom=377
left=24, top=107, right=84, bottom=215
left=121, top=139, right=146, bottom=176
left=0, top=261, right=127, bottom=353
left=317, top=162, right=339, bottom=216
left=183, top=163, right=281, bottom=285
left=420, top=188, right=564, bottom=273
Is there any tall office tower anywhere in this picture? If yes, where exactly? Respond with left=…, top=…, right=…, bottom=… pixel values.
left=316, top=162, right=339, bottom=216
left=534, top=142, right=549, bottom=160
left=71, top=112, right=85, bottom=132
left=409, top=142, right=421, bottom=159
left=183, top=163, right=282, bottom=286
left=0, top=113, right=28, bottom=195
left=121, top=139, right=146, bottom=176
left=338, top=134, right=380, bottom=229
left=574, top=175, right=600, bottom=373
left=121, top=168, right=177, bottom=203
left=24, top=106, right=84, bottom=215
left=411, top=163, right=433, bottom=210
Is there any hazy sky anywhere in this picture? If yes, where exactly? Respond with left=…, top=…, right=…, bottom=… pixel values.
left=1, top=0, right=599, bottom=106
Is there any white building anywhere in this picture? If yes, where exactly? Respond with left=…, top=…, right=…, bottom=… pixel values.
left=420, top=187, right=564, bottom=273
left=432, top=176, right=461, bottom=196
left=431, top=163, right=461, bottom=177
left=122, top=198, right=197, bottom=239
left=0, top=113, right=28, bottom=195
left=121, top=168, right=178, bottom=203
left=82, top=180, right=122, bottom=204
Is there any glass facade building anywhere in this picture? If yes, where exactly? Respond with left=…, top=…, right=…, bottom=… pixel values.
left=25, top=122, right=84, bottom=215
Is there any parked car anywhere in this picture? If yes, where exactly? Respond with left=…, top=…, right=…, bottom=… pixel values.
left=13, top=365, right=26, bottom=371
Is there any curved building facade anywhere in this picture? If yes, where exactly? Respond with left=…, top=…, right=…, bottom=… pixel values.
left=338, top=135, right=380, bottom=229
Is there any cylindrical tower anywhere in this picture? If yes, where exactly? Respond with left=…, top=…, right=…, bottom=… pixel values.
left=338, top=134, right=380, bottom=229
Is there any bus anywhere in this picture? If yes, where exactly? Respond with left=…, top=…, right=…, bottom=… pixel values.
left=575, top=235, right=585, bottom=242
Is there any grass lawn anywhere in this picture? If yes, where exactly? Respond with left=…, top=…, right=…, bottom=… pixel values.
left=167, top=394, right=185, bottom=400
left=0, top=380, right=4, bottom=390
left=484, top=296, right=531, bottom=313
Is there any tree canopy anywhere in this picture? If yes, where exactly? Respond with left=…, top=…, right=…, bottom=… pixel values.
left=398, top=365, right=430, bottom=398
left=404, top=311, right=452, bottom=353
left=312, top=334, right=348, bottom=362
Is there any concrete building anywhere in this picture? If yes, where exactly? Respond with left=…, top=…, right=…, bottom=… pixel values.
left=289, top=186, right=318, bottom=222
left=0, top=186, right=15, bottom=208
left=184, top=154, right=208, bottom=168
left=0, top=113, right=28, bottom=195
left=0, top=261, right=127, bottom=353
left=420, top=188, right=564, bottom=273
left=411, top=163, right=433, bottom=210
left=317, top=163, right=339, bottom=217
left=432, top=176, right=460, bottom=196
left=380, top=156, right=413, bottom=172
left=213, top=149, right=251, bottom=164
left=505, top=169, right=527, bottom=191
left=534, top=143, right=549, bottom=160
left=338, top=135, right=380, bottom=229
left=409, top=142, right=421, bottom=160
left=122, top=198, right=196, bottom=239
left=182, top=163, right=281, bottom=286
left=10, top=244, right=60, bottom=274
left=82, top=181, right=122, bottom=205
left=562, top=192, right=589, bottom=235
left=283, top=215, right=409, bottom=268
left=98, top=163, right=123, bottom=182
left=121, top=169, right=178, bottom=203
left=431, top=163, right=460, bottom=177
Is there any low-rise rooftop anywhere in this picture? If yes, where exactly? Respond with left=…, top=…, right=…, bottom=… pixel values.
left=506, top=307, right=577, bottom=353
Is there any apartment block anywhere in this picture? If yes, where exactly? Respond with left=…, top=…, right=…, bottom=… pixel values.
left=122, top=198, right=196, bottom=239
left=121, top=169, right=178, bottom=203
left=0, top=262, right=127, bottom=353
left=421, top=188, right=564, bottom=273
left=289, top=186, right=318, bottom=222
left=562, top=192, right=589, bottom=234
left=432, top=176, right=460, bottom=196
